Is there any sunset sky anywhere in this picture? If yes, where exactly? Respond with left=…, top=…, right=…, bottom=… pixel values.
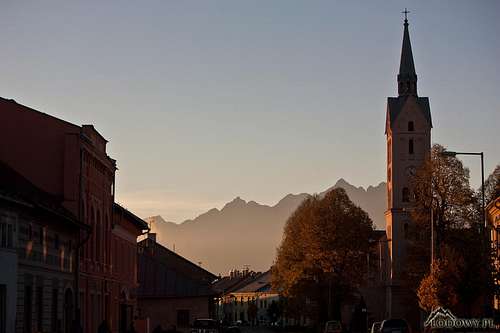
left=1, top=1, right=499, bottom=222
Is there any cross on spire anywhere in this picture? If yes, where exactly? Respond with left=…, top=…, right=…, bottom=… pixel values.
left=402, top=8, right=410, bottom=22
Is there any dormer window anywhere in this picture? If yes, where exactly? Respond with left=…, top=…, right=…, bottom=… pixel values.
left=408, top=121, right=414, bottom=131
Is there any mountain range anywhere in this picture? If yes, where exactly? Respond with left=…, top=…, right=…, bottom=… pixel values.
left=145, top=179, right=386, bottom=274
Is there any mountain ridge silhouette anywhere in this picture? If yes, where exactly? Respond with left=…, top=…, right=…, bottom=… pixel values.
left=145, top=179, right=386, bottom=274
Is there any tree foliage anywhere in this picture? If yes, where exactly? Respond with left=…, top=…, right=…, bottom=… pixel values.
left=417, top=256, right=460, bottom=312
left=272, top=188, right=373, bottom=321
left=411, top=144, right=476, bottom=244
left=409, top=144, right=497, bottom=315
left=485, top=164, right=500, bottom=205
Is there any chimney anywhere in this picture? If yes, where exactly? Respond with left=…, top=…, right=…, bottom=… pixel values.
left=147, top=233, right=157, bottom=243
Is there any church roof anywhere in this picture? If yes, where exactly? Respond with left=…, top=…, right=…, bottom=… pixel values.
left=385, top=96, right=432, bottom=134
left=399, top=19, right=416, bottom=77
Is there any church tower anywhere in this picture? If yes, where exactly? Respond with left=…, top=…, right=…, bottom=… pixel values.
left=385, top=13, right=432, bottom=320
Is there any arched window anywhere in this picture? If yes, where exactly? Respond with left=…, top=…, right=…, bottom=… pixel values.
left=402, top=187, right=410, bottom=202
left=104, top=215, right=109, bottom=265
left=90, top=207, right=95, bottom=261
left=408, top=139, right=414, bottom=155
left=408, top=121, right=414, bottom=131
left=96, top=211, right=101, bottom=263
left=80, top=200, right=86, bottom=258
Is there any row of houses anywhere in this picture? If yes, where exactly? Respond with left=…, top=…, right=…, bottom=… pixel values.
left=0, top=96, right=281, bottom=333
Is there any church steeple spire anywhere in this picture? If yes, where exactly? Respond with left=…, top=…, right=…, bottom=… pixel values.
left=398, top=9, right=418, bottom=96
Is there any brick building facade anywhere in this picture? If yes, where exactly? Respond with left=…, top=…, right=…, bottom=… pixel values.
left=0, top=97, right=147, bottom=332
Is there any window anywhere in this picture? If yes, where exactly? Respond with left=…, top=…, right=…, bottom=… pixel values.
left=387, top=139, right=392, bottom=163
left=24, top=285, right=33, bottom=333
left=409, top=139, right=414, bottom=155
left=39, top=226, right=45, bottom=245
left=408, top=121, right=414, bottom=131
left=54, top=234, right=60, bottom=250
left=0, top=285, right=6, bottom=333
left=51, top=288, right=58, bottom=332
left=404, top=223, right=409, bottom=239
left=96, top=211, right=101, bottom=263
left=0, top=224, right=5, bottom=248
left=402, top=187, right=410, bottom=203
left=1, top=220, right=14, bottom=249
left=91, top=208, right=95, bottom=261
left=36, top=286, right=43, bottom=331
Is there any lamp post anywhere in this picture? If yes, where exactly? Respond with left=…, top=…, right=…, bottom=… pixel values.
left=440, top=151, right=485, bottom=229
left=441, top=150, right=490, bottom=314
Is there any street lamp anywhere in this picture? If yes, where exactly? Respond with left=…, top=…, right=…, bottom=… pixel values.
left=440, top=151, right=485, bottom=229
left=441, top=150, right=490, bottom=314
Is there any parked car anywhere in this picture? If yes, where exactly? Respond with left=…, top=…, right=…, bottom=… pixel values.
left=222, top=325, right=240, bottom=333
left=191, top=319, right=221, bottom=333
left=379, top=319, right=410, bottom=333
left=370, top=322, right=381, bottom=333
left=324, top=320, right=343, bottom=333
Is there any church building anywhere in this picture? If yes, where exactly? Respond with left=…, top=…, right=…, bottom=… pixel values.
left=384, top=13, right=432, bottom=325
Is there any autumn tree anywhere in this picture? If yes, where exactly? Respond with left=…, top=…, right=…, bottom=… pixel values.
left=485, top=164, right=500, bottom=205
left=409, top=144, right=496, bottom=315
left=417, top=256, right=461, bottom=312
left=411, top=144, right=476, bottom=247
left=272, top=188, right=373, bottom=323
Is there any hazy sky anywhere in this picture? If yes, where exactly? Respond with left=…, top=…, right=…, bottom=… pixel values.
left=1, top=1, right=499, bottom=223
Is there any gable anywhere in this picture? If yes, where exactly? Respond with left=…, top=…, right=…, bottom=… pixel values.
left=385, top=96, right=432, bottom=134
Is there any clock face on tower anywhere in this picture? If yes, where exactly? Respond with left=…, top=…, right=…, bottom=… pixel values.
left=405, top=166, right=416, bottom=177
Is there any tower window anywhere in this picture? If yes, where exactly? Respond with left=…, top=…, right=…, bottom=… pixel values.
left=408, top=121, right=414, bottom=131
left=402, top=187, right=410, bottom=202
left=409, top=139, right=414, bottom=155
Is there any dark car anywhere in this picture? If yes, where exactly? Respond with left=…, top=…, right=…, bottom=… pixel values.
left=370, top=322, right=381, bottom=333
left=324, top=320, right=342, bottom=333
left=379, top=319, right=410, bottom=333
left=191, top=319, right=221, bottom=333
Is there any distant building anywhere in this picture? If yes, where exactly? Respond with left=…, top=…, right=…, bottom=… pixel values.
left=0, top=97, right=148, bottom=333
left=230, top=271, right=279, bottom=325
left=487, top=196, right=500, bottom=311
left=212, top=269, right=259, bottom=323
left=137, top=235, right=218, bottom=331
left=0, top=161, right=88, bottom=333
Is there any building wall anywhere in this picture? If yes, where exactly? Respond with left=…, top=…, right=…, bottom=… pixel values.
left=488, top=197, right=500, bottom=310
left=386, top=96, right=431, bottom=281
left=0, top=98, right=146, bottom=333
left=0, top=98, right=80, bottom=206
left=220, top=292, right=279, bottom=324
left=138, top=297, right=211, bottom=332
left=109, top=207, right=145, bottom=333
left=0, top=200, right=79, bottom=333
